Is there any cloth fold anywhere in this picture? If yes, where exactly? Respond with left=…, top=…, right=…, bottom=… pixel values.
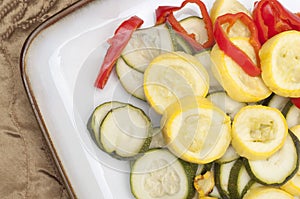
left=0, top=0, right=77, bottom=198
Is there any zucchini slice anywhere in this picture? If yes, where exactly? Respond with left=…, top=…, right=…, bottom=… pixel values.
left=130, top=148, right=197, bottom=199
left=115, top=57, right=145, bottom=100
left=207, top=91, right=246, bottom=119
left=214, top=161, right=236, bottom=199
left=228, top=158, right=252, bottom=199
left=244, top=131, right=300, bottom=186
left=180, top=16, right=208, bottom=46
left=286, top=105, right=300, bottom=128
left=267, top=94, right=290, bottom=112
left=100, top=104, right=152, bottom=159
left=281, top=125, right=300, bottom=196
left=87, top=101, right=125, bottom=147
left=121, top=25, right=174, bottom=72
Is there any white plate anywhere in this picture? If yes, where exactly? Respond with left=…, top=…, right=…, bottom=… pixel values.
left=21, top=0, right=299, bottom=198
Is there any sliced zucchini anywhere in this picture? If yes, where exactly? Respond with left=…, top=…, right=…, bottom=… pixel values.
left=244, top=131, right=300, bottom=186
left=286, top=105, right=300, bottom=128
left=268, top=94, right=290, bottom=111
left=195, top=51, right=224, bottom=93
left=130, top=148, right=197, bottom=199
left=167, top=22, right=195, bottom=54
left=207, top=91, right=246, bottom=119
left=281, top=125, right=300, bottom=196
left=216, top=145, right=240, bottom=164
left=100, top=104, right=152, bottom=159
left=243, top=187, right=294, bottom=199
left=115, top=57, right=145, bottom=100
left=121, top=25, right=174, bottom=72
left=87, top=101, right=125, bottom=147
left=228, top=158, right=252, bottom=199
left=180, top=16, right=208, bottom=46
left=214, top=161, right=236, bottom=199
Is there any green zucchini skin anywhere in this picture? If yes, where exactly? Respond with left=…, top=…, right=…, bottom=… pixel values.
left=130, top=148, right=197, bottom=199
left=244, top=130, right=300, bottom=186
left=228, top=158, right=243, bottom=199
left=214, top=163, right=230, bottom=199
left=179, top=158, right=198, bottom=199
left=87, top=102, right=152, bottom=161
left=87, top=101, right=126, bottom=149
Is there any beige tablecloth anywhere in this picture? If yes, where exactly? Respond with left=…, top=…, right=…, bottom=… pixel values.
left=0, top=0, right=77, bottom=198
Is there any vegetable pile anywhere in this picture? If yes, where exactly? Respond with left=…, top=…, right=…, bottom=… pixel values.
left=88, top=0, right=300, bottom=198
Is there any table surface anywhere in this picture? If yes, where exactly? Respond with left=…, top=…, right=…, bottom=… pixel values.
left=0, top=0, right=77, bottom=198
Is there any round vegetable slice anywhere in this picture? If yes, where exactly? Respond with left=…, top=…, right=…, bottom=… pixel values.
left=87, top=101, right=126, bottom=147
left=144, top=51, right=209, bottom=114
left=244, top=131, right=299, bottom=186
left=162, top=96, right=231, bottom=164
left=243, top=187, right=294, bottom=199
left=100, top=104, right=152, bottom=159
left=232, top=105, right=288, bottom=160
left=210, top=37, right=271, bottom=102
left=115, top=57, right=145, bottom=100
left=260, top=30, right=300, bottom=97
left=281, top=125, right=300, bottom=196
left=130, top=148, right=197, bottom=199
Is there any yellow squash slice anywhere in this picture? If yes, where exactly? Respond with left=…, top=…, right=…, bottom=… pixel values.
left=281, top=125, right=300, bottom=196
left=210, top=0, right=251, bottom=38
left=243, top=187, right=293, bottom=199
left=144, top=51, right=209, bottom=114
left=210, top=37, right=271, bottom=102
left=260, top=30, right=300, bottom=97
left=232, top=105, right=288, bottom=160
left=161, top=96, right=231, bottom=164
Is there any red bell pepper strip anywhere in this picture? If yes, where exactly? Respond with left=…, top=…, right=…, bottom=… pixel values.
left=155, top=0, right=214, bottom=50
left=253, top=0, right=300, bottom=44
left=95, top=16, right=143, bottom=89
left=291, top=98, right=300, bottom=109
left=214, top=12, right=261, bottom=77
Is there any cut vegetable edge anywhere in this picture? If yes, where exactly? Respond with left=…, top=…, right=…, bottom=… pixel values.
left=210, top=38, right=272, bottom=103
left=244, top=131, right=300, bottom=186
left=162, top=96, right=231, bottom=164
left=144, top=51, right=209, bottom=115
left=231, top=105, right=288, bottom=160
left=87, top=101, right=126, bottom=148
left=130, top=148, right=197, bottom=199
left=99, top=104, right=152, bottom=160
left=121, top=24, right=174, bottom=73
left=116, top=57, right=145, bottom=100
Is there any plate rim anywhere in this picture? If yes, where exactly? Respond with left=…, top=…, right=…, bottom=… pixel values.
left=20, top=0, right=96, bottom=198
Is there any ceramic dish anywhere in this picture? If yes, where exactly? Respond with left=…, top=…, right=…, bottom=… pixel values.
left=20, top=0, right=298, bottom=198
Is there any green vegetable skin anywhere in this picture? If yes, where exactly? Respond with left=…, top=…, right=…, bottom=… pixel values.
left=130, top=148, right=197, bottom=199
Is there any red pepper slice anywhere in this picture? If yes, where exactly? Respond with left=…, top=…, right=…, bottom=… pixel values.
left=95, top=16, right=143, bottom=89
left=291, top=98, right=300, bottom=109
left=155, top=0, right=214, bottom=50
left=253, top=0, right=300, bottom=43
left=214, top=12, right=261, bottom=77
